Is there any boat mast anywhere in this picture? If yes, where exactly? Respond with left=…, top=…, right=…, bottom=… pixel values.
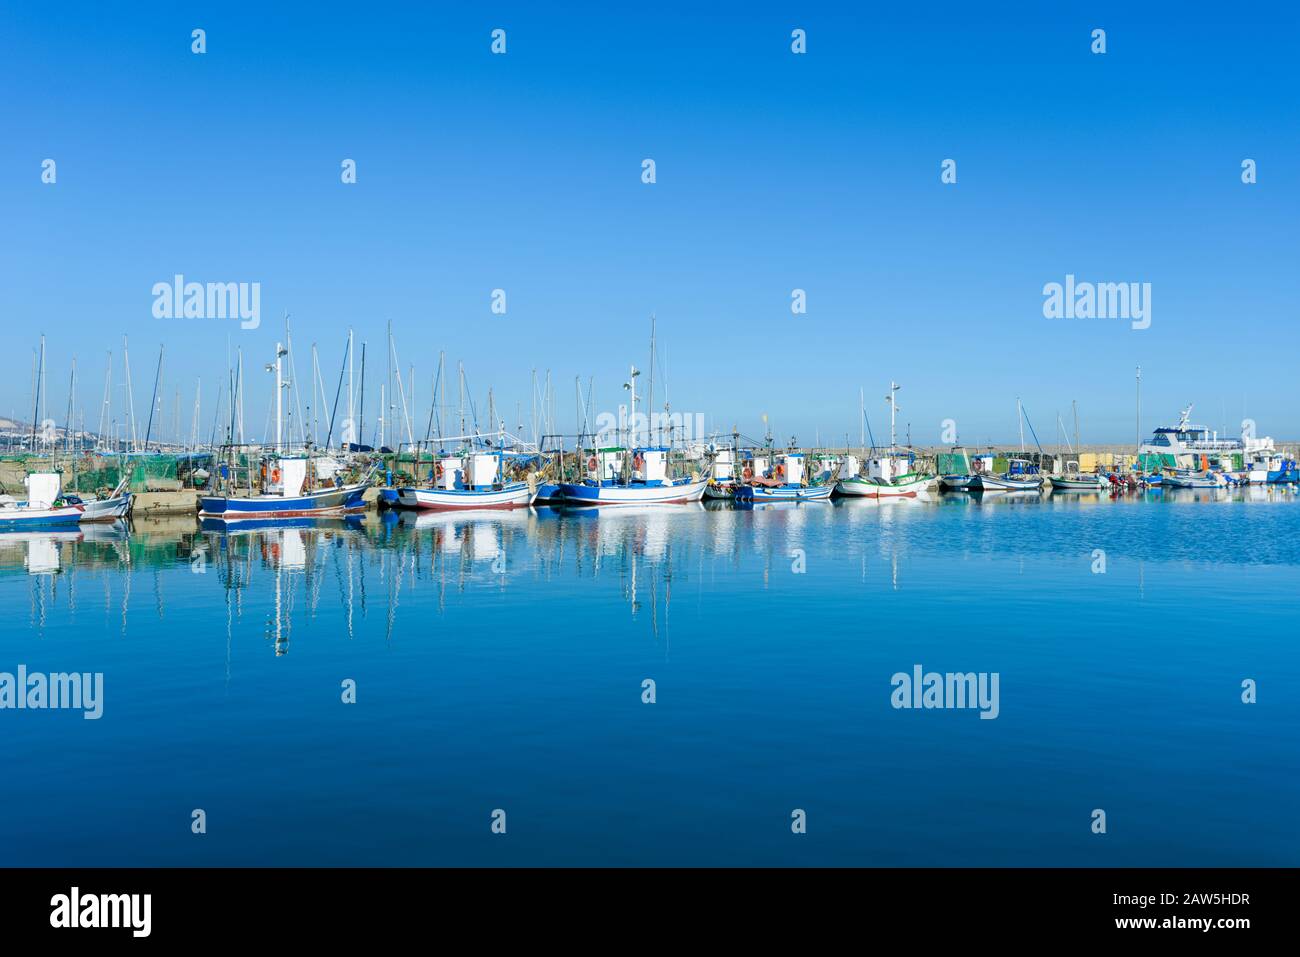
left=1135, top=365, right=1142, bottom=461
left=98, top=351, right=112, bottom=451
left=347, top=328, right=354, bottom=440
left=64, top=358, right=77, bottom=453
left=143, top=344, right=163, bottom=452
left=30, top=335, right=45, bottom=451
left=647, top=315, right=655, bottom=447
left=273, top=340, right=284, bottom=454
left=123, top=336, right=138, bottom=452
left=886, top=381, right=900, bottom=455
left=1017, top=397, right=1025, bottom=455
left=1073, top=399, right=1080, bottom=454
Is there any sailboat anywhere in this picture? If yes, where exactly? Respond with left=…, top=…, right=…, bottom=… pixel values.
left=1049, top=402, right=1105, bottom=490
left=971, top=459, right=1044, bottom=491
left=971, top=400, right=1045, bottom=491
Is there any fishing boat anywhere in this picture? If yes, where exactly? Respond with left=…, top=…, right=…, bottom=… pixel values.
left=1268, top=457, right=1299, bottom=484
left=837, top=383, right=935, bottom=498
left=1050, top=461, right=1106, bottom=491
left=937, top=447, right=993, bottom=491
left=557, top=446, right=707, bottom=506
left=395, top=450, right=535, bottom=510
left=1163, top=470, right=1224, bottom=489
left=736, top=451, right=834, bottom=502
left=703, top=446, right=739, bottom=500
left=199, top=455, right=372, bottom=518
left=0, top=473, right=84, bottom=530
left=62, top=478, right=132, bottom=521
left=971, top=459, right=1044, bottom=491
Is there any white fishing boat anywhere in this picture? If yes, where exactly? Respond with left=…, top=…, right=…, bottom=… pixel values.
left=736, top=451, right=834, bottom=502
left=396, top=450, right=535, bottom=510
left=836, top=382, right=934, bottom=498
left=971, top=459, right=1044, bottom=491
left=1163, top=470, right=1224, bottom=489
left=0, top=473, right=84, bottom=531
left=1050, top=462, right=1105, bottom=491
left=704, top=446, right=739, bottom=500
left=558, top=447, right=707, bottom=506
left=63, top=478, right=132, bottom=521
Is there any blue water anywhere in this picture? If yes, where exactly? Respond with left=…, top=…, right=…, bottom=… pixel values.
left=2, top=487, right=1297, bottom=866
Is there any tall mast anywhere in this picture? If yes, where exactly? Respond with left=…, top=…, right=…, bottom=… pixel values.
left=30, top=336, right=45, bottom=451
left=236, top=347, right=245, bottom=445
left=347, top=328, right=354, bottom=435
left=1017, top=397, right=1025, bottom=454
left=1073, top=399, right=1080, bottom=453
left=647, top=315, right=656, bottom=446
left=458, top=361, right=465, bottom=438
left=886, top=381, right=900, bottom=454
left=64, top=358, right=76, bottom=453
left=437, top=351, right=446, bottom=443
left=98, top=351, right=112, bottom=450
left=1135, top=365, right=1142, bottom=459
left=123, top=336, right=138, bottom=451
left=143, top=344, right=163, bottom=453
left=274, top=341, right=285, bottom=453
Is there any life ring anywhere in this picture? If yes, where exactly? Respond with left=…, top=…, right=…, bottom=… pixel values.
left=435, top=462, right=444, bottom=479
left=774, top=463, right=786, bottom=480
left=633, top=453, right=646, bottom=470
left=587, top=456, right=599, bottom=471
left=742, top=467, right=754, bottom=481
left=271, top=467, right=281, bottom=484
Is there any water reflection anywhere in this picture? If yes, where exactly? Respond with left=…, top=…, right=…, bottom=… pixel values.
left=2, top=484, right=1297, bottom=655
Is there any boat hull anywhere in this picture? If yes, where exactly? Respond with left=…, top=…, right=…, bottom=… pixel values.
left=78, top=494, right=132, bottom=522
left=556, top=478, right=708, bottom=506
left=835, top=477, right=929, bottom=498
left=199, top=482, right=369, bottom=518
left=736, top=483, right=834, bottom=503
left=1050, top=477, right=1105, bottom=491
left=1164, top=476, right=1221, bottom=489
left=703, top=482, right=737, bottom=500
left=0, top=505, right=84, bottom=530
left=395, top=483, right=534, bottom=511
left=939, top=475, right=976, bottom=490
left=972, top=474, right=1043, bottom=491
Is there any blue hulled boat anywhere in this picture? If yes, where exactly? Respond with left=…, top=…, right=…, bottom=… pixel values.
left=199, top=456, right=372, bottom=519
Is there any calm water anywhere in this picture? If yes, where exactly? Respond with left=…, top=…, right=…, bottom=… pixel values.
left=2, top=486, right=1297, bottom=866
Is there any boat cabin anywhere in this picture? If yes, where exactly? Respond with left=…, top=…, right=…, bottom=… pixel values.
left=776, top=452, right=805, bottom=486
left=23, top=472, right=62, bottom=509
left=631, top=447, right=670, bottom=485
left=711, top=448, right=735, bottom=482
left=585, top=447, right=626, bottom=483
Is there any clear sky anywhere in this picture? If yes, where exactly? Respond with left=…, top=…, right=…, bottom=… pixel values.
left=3, top=1, right=1297, bottom=447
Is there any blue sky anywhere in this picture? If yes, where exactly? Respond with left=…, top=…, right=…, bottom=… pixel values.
left=2, top=1, right=1297, bottom=446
